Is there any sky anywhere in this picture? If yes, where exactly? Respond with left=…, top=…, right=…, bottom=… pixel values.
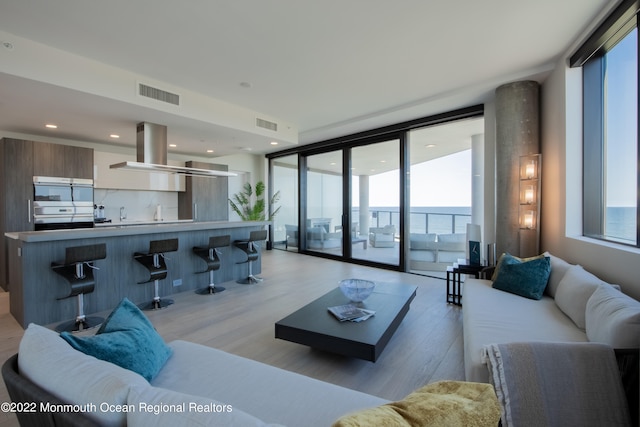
left=605, top=27, right=637, bottom=207
left=359, top=150, right=472, bottom=207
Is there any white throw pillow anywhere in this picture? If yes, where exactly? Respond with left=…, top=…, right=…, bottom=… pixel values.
left=554, top=265, right=606, bottom=330
left=127, top=386, right=284, bottom=427
left=18, top=323, right=149, bottom=427
left=544, top=252, right=573, bottom=298
left=586, top=284, right=640, bottom=348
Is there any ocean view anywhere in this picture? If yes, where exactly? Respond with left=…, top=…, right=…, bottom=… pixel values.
left=606, top=206, right=636, bottom=243
left=365, top=206, right=472, bottom=235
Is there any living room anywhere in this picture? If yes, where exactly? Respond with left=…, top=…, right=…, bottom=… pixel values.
left=1, top=1, right=640, bottom=426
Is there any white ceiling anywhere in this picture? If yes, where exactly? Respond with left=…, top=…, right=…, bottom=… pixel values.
left=0, top=0, right=614, bottom=159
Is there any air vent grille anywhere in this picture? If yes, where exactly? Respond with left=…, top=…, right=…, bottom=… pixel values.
left=139, top=83, right=180, bottom=106
left=256, top=118, right=278, bottom=132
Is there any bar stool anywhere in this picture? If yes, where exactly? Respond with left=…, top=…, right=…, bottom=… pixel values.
left=134, top=238, right=178, bottom=310
left=234, top=229, right=268, bottom=284
left=193, top=235, right=230, bottom=294
left=51, top=243, right=107, bottom=332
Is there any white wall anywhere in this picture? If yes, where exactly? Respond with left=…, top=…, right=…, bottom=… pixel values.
left=541, top=56, right=640, bottom=300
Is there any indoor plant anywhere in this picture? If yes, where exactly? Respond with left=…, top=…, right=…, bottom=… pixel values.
left=229, top=181, right=280, bottom=221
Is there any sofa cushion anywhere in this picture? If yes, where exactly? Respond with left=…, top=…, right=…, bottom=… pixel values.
left=586, top=284, right=640, bottom=348
left=409, top=233, right=437, bottom=250
left=331, top=381, right=500, bottom=427
left=19, top=323, right=149, bottom=427
left=463, top=279, right=587, bottom=383
left=153, top=340, right=388, bottom=426
left=127, top=385, right=281, bottom=427
left=61, top=298, right=172, bottom=381
left=544, top=252, right=573, bottom=298
left=555, top=265, right=606, bottom=330
left=492, top=255, right=550, bottom=300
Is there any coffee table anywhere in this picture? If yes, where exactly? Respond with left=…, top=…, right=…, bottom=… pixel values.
left=275, top=282, right=417, bottom=362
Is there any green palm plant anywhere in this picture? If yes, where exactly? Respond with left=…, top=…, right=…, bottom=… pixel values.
left=229, top=181, right=281, bottom=221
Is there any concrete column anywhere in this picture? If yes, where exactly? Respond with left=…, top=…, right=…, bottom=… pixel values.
left=359, top=175, right=370, bottom=237
left=495, top=81, right=540, bottom=257
left=471, top=133, right=485, bottom=261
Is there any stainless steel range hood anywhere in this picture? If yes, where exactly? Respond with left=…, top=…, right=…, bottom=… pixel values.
left=109, top=122, right=236, bottom=178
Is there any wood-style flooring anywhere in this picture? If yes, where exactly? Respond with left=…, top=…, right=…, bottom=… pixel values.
left=0, top=249, right=464, bottom=427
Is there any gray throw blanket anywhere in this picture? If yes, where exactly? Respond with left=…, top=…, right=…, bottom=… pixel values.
left=482, top=342, right=631, bottom=427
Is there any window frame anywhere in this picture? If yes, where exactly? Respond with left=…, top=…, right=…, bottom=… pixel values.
left=572, top=0, right=640, bottom=247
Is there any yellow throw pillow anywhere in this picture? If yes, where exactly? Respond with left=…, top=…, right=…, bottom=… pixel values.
left=332, top=381, right=500, bottom=427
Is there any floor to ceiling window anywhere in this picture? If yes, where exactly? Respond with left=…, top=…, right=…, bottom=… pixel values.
left=407, top=118, right=483, bottom=274
left=267, top=105, right=484, bottom=273
left=271, top=155, right=298, bottom=251
left=305, top=151, right=343, bottom=256
left=351, top=139, right=400, bottom=266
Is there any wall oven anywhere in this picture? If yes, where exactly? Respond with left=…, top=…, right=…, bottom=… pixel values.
left=33, top=176, right=94, bottom=230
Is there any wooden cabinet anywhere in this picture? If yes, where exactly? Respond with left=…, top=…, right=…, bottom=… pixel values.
left=178, top=161, right=229, bottom=221
left=33, top=141, right=93, bottom=179
left=0, top=138, right=94, bottom=289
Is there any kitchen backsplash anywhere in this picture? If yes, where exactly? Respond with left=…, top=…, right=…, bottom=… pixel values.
left=94, top=189, right=179, bottom=223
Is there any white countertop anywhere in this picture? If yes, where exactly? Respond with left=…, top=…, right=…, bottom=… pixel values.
left=5, top=221, right=270, bottom=242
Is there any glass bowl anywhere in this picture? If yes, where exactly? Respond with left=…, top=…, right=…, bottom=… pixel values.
left=339, top=279, right=375, bottom=302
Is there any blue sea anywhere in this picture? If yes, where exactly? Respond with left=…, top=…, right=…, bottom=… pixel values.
left=606, top=206, right=636, bottom=243
left=359, top=206, right=636, bottom=243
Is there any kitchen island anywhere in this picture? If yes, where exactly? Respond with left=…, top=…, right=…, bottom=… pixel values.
left=5, top=221, right=269, bottom=328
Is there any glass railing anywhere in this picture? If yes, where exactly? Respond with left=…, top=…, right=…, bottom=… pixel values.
left=364, top=209, right=471, bottom=236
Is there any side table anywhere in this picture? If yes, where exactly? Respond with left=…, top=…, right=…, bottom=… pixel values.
left=446, top=263, right=485, bottom=306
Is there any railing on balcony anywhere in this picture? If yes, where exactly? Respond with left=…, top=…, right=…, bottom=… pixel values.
left=365, top=209, right=471, bottom=236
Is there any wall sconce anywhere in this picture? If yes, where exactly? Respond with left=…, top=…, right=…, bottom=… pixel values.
left=520, top=156, right=539, bottom=180
left=519, top=207, right=537, bottom=229
left=519, top=184, right=537, bottom=205
left=518, top=154, right=541, bottom=231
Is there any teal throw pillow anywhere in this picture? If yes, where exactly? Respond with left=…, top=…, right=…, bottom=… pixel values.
left=492, top=255, right=551, bottom=300
left=61, top=298, right=172, bottom=381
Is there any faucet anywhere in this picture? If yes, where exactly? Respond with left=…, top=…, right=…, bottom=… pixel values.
left=120, top=206, right=127, bottom=222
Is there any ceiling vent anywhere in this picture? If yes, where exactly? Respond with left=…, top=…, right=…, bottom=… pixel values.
left=256, top=117, right=278, bottom=132
left=138, top=83, right=180, bottom=106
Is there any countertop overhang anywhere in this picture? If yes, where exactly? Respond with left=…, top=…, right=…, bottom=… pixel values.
left=5, top=221, right=271, bottom=243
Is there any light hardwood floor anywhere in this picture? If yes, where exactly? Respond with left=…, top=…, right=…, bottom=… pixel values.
left=0, top=249, right=464, bottom=427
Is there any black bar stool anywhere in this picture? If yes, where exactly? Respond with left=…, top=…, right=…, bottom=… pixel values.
left=134, top=238, right=178, bottom=310
left=193, top=235, right=230, bottom=294
left=234, top=229, right=268, bottom=284
left=51, top=243, right=107, bottom=332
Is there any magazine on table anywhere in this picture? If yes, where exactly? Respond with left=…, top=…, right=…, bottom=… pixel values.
left=328, top=304, right=376, bottom=322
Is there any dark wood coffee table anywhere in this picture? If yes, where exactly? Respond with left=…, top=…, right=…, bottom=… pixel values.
left=275, top=282, right=417, bottom=362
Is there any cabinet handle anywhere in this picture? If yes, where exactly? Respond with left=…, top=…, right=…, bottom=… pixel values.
left=28, top=199, right=31, bottom=223
left=194, top=203, right=197, bottom=221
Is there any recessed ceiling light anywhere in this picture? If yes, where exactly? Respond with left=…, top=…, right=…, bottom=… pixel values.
left=169, top=144, right=177, bottom=148
left=110, top=134, right=120, bottom=139
left=425, top=144, right=436, bottom=148
left=270, top=141, right=278, bottom=146
left=380, top=160, right=386, bottom=163
left=2, top=41, right=14, bottom=51
left=206, top=149, right=214, bottom=153
left=45, top=124, right=58, bottom=129
left=240, top=81, right=252, bottom=88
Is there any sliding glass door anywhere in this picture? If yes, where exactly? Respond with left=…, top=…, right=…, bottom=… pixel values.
left=351, top=139, right=400, bottom=266
left=305, top=151, right=343, bottom=256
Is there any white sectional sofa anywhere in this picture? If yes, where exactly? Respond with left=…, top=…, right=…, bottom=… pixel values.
left=6, top=301, right=503, bottom=427
left=462, top=252, right=640, bottom=383
left=8, top=323, right=388, bottom=427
